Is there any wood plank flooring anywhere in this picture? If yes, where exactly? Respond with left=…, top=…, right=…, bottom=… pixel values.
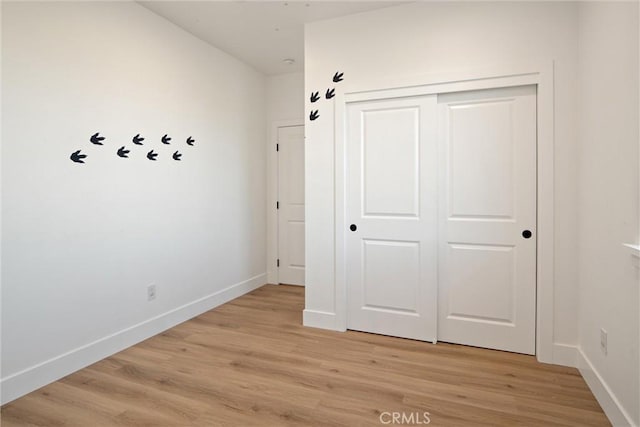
left=1, top=285, right=609, bottom=426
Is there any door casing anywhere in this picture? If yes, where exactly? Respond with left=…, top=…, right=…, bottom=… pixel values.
left=333, top=62, right=555, bottom=363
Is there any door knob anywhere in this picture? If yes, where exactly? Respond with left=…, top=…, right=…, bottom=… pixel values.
left=350, top=224, right=357, bottom=232
left=522, top=230, right=532, bottom=239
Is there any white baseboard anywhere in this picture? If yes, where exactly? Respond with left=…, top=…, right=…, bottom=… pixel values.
left=303, top=309, right=338, bottom=330
left=577, top=348, right=636, bottom=427
left=0, top=273, right=267, bottom=405
left=551, top=342, right=578, bottom=367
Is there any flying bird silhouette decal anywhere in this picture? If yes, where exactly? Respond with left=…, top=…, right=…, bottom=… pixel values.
left=332, top=72, right=344, bottom=83
left=186, top=136, right=195, bottom=146
left=90, top=132, right=105, bottom=145
left=310, top=110, right=319, bottom=121
left=132, top=134, right=145, bottom=145
left=117, top=146, right=130, bottom=158
left=173, top=151, right=182, bottom=161
left=310, top=91, right=320, bottom=103
left=70, top=150, right=87, bottom=163
left=147, top=150, right=158, bottom=161
left=161, top=134, right=171, bottom=145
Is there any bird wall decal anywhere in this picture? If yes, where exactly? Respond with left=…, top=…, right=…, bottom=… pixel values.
left=332, top=71, right=344, bottom=83
left=325, top=88, right=335, bottom=99
left=117, top=146, right=130, bottom=158
left=70, top=132, right=198, bottom=165
left=310, top=110, right=319, bottom=121
left=90, top=132, right=105, bottom=145
left=70, top=150, right=87, bottom=163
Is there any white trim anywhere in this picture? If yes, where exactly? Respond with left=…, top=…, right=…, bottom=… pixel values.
left=0, top=273, right=267, bottom=405
left=578, top=348, right=637, bottom=427
left=334, top=92, right=347, bottom=331
left=303, top=309, right=341, bottom=331
left=624, top=244, right=640, bottom=268
left=0, top=2, right=4, bottom=406
left=267, top=119, right=304, bottom=285
left=535, top=61, right=555, bottom=364
left=624, top=243, right=640, bottom=256
left=552, top=343, right=579, bottom=367
left=343, top=73, right=540, bottom=103
left=333, top=61, right=555, bottom=364
left=340, top=60, right=552, bottom=98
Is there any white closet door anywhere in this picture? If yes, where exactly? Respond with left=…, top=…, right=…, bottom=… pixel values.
left=278, top=125, right=305, bottom=285
left=437, top=86, right=537, bottom=354
left=346, top=96, right=438, bottom=342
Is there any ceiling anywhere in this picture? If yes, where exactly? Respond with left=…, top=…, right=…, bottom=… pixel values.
left=139, top=1, right=403, bottom=75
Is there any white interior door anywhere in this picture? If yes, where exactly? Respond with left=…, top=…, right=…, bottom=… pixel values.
left=437, top=85, right=537, bottom=354
left=278, top=125, right=305, bottom=286
left=346, top=96, right=438, bottom=342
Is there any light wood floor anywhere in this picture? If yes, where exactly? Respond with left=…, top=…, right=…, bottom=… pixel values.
left=2, top=285, right=609, bottom=426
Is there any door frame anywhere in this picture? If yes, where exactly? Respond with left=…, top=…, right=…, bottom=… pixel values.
left=333, top=61, right=555, bottom=363
left=267, top=120, right=304, bottom=285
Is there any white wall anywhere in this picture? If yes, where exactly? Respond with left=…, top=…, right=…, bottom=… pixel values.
left=1, top=1, right=266, bottom=403
left=265, top=72, right=304, bottom=284
left=577, top=2, right=639, bottom=425
left=304, top=1, right=580, bottom=355
left=266, top=72, right=304, bottom=125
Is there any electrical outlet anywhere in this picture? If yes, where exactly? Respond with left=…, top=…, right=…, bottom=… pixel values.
left=600, top=328, right=608, bottom=355
left=147, top=284, right=157, bottom=301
